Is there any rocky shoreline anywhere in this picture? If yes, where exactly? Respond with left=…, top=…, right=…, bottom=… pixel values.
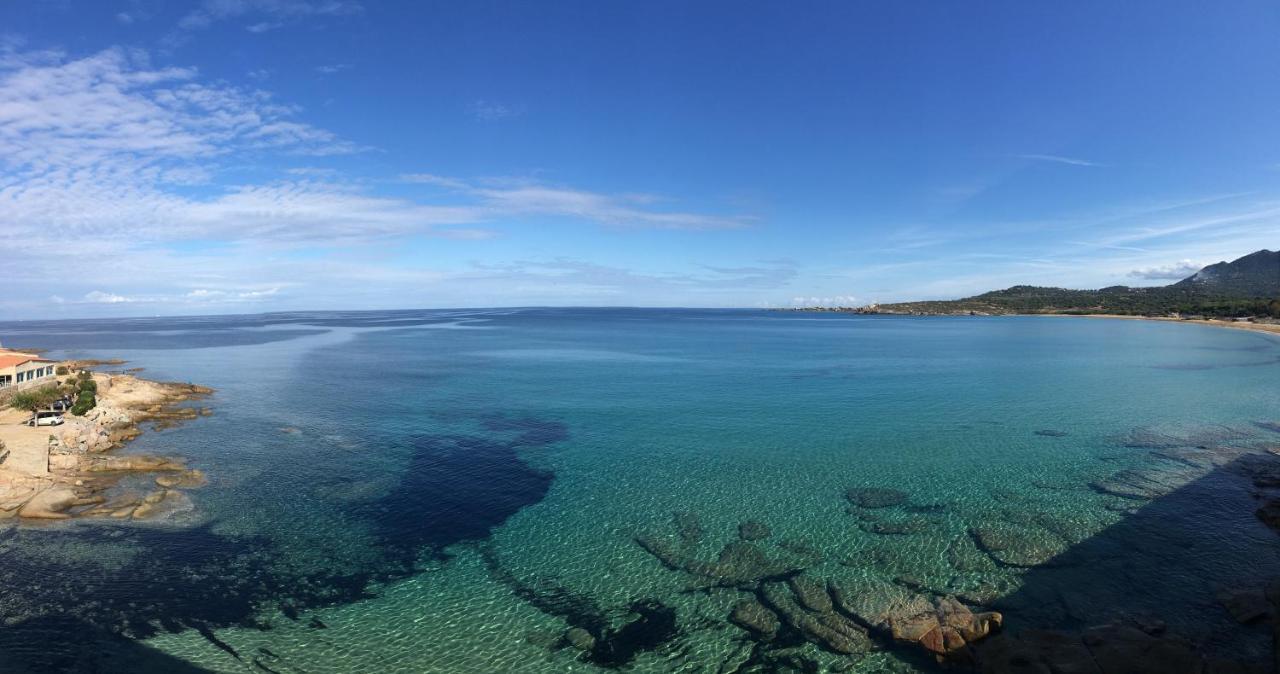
left=0, top=362, right=212, bottom=522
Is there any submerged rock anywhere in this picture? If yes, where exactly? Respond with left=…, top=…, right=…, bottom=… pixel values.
left=787, top=575, right=833, bottom=613
left=565, top=627, right=596, bottom=651
left=729, top=599, right=780, bottom=639
left=969, top=526, right=1064, bottom=568
left=761, top=582, right=871, bottom=655
left=1089, top=463, right=1202, bottom=500
left=1216, top=587, right=1271, bottom=624
left=829, top=577, right=931, bottom=631
left=673, top=511, right=704, bottom=545
left=1257, top=498, right=1280, bottom=531
left=738, top=519, right=772, bottom=541
left=1034, top=429, right=1069, bottom=437
left=1253, top=421, right=1280, bottom=435
left=634, top=535, right=800, bottom=587
left=845, top=487, right=908, bottom=509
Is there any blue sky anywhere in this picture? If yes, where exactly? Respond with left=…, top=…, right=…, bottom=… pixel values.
left=2, top=1, right=1279, bottom=317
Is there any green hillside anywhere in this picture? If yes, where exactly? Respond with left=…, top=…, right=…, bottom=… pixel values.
left=871, top=249, right=1280, bottom=317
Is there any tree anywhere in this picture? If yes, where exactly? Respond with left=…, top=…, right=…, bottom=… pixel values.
left=9, top=386, right=60, bottom=417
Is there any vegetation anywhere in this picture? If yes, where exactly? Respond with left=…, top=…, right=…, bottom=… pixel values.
left=67, top=373, right=99, bottom=416
left=70, top=391, right=96, bottom=417
left=871, top=250, right=1280, bottom=318
left=55, top=365, right=68, bottom=375
left=9, top=386, right=60, bottom=414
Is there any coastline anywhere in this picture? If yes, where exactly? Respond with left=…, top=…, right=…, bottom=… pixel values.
left=1052, top=313, right=1280, bottom=338
left=0, top=358, right=212, bottom=521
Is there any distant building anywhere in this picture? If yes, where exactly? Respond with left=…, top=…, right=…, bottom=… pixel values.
left=0, top=351, right=56, bottom=389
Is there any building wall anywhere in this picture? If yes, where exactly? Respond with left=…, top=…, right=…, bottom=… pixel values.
left=0, top=362, right=57, bottom=390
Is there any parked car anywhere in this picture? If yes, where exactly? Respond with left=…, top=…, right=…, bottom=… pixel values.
left=26, top=412, right=64, bottom=427
left=49, top=398, right=71, bottom=413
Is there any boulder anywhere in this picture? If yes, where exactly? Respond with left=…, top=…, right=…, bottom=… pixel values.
left=565, top=627, right=595, bottom=651
left=154, top=470, right=207, bottom=489
left=888, top=595, right=1002, bottom=660
left=18, top=486, right=78, bottom=519
left=131, top=489, right=193, bottom=519
left=1215, top=587, right=1270, bottom=624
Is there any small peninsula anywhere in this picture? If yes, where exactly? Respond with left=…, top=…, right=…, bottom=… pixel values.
left=0, top=352, right=212, bottom=521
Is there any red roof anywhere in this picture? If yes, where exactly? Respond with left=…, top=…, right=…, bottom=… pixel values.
left=0, top=355, right=53, bottom=369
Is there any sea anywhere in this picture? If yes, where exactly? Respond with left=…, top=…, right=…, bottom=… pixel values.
left=0, top=308, right=1277, bottom=673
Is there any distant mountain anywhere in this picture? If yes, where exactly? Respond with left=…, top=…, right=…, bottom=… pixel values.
left=865, top=249, right=1280, bottom=317
left=1172, top=249, right=1280, bottom=297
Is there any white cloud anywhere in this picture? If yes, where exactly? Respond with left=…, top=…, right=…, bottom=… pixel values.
left=398, top=176, right=752, bottom=230
left=1128, top=259, right=1204, bottom=280
left=84, top=290, right=138, bottom=304
left=178, top=0, right=363, bottom=32
left=1017, top=154, right=1101, bottom=167
left=246, top=21, right=283, bottom=33
left=0, top=45, right=755, bottom=316
left=469, top=99, right=521, bottom=121
left=315, top=63, right=351, bottom=74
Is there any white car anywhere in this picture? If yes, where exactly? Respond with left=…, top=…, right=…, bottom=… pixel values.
left=27, top=413, right=64, bottom=427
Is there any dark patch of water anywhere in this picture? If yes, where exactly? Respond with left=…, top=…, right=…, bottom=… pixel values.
left=0, top=414, right=563, bottom=670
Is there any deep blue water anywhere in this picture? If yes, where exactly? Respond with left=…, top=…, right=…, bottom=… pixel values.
left=0, top=309, right=1278, bottom=672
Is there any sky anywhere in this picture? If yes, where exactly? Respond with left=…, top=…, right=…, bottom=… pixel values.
left=2, top=1, right=1279, bottom=318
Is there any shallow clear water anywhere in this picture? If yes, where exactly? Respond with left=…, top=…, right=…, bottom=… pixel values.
left=1, top=309, right=1278, bottom=672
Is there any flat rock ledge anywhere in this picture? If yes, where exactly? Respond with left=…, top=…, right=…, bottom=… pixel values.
left=0, top=369, right=212, bottom=522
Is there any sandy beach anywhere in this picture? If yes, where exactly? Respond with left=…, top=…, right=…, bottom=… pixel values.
left=1064, top=314, right=1280, bottom=338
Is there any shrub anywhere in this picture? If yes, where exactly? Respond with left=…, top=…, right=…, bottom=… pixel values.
left=70, top=391, right=96, bottom=416
left=78, top=378, right=98, bottom=394
left=55, top=366, right=68, bottom=376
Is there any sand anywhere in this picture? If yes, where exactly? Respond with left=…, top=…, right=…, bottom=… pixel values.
left=1067, top=314, right=1280, bottom=337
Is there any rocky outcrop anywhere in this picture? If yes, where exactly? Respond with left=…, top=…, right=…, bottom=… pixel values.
left=887, top=595, right=1002, bottom=661
left=82, top=455, right=186, bottom=472
left=17, top=486, right=79, bottom=519
left=828, top=578, right=1001, bottom=661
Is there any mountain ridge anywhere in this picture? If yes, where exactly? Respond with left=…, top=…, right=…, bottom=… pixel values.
left=865, top=249, right=1280, bottom=317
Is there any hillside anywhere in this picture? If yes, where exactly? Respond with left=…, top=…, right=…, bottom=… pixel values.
left=869, top=249, right=1280, bottom=317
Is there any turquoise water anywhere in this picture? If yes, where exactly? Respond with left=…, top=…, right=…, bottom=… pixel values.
left=1, top=310, right=1278, bottom=672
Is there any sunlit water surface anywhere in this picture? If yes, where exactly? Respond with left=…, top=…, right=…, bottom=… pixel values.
left=1, top=309, right=1277, bottom=672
